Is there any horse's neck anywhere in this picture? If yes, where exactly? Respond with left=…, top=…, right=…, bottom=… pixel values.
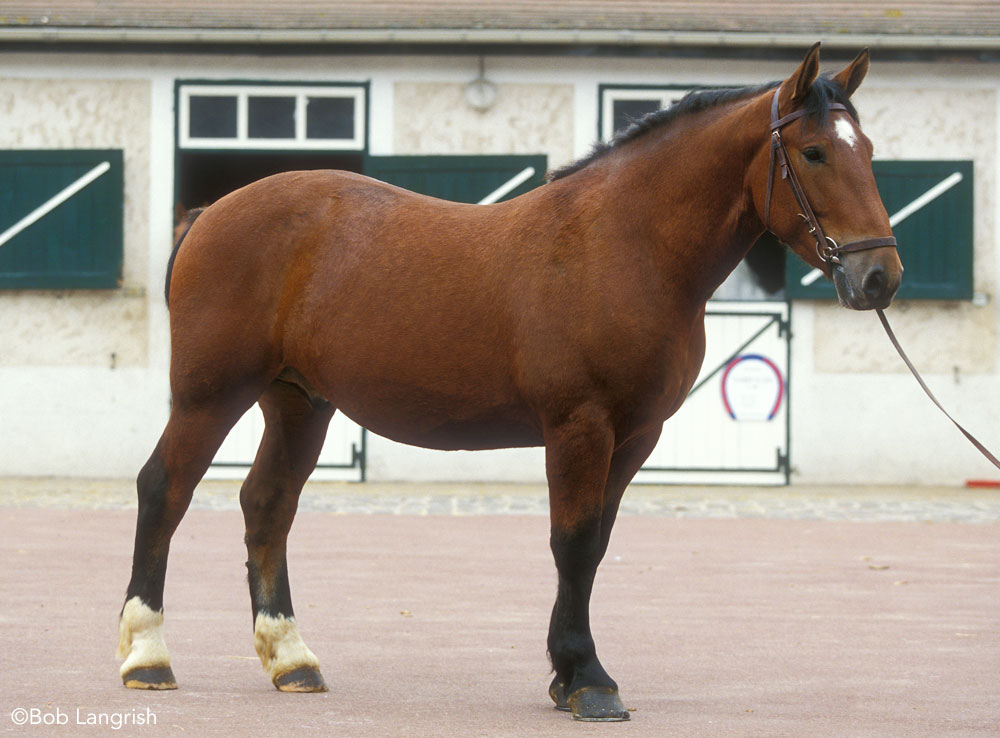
left=600, top=101, right=768, bottom=304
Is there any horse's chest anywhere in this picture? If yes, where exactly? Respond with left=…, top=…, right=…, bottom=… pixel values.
left=620, top=313, right=707, bottom=426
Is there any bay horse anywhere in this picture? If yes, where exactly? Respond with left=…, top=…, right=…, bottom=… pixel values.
left=118, top=44, right=902, bottom=721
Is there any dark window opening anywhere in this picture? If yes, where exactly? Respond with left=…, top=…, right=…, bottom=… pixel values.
left=611, top=99, right=661, bottom=136
left=176, top=151, right=364, bottom=213
left=744, top=233, right=787, bottom=296
left=248, top=96, right=296, bottom=139
left=307, top=97, right=355, bottom=140
left=189, top=96, right=238, bottom=139
left=713, top=231, right=787, bottom=301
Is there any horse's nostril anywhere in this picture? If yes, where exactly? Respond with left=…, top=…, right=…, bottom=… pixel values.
left=863, top=267, right=886, bottom=300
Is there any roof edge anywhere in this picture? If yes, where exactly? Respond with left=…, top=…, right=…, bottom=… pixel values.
left=2, top=26, right=999, bottom=52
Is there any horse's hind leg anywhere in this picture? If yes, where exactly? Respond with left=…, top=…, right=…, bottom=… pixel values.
left=118, top=395, right=255, bottom=689
left=240, top=378, right=333, bottom=692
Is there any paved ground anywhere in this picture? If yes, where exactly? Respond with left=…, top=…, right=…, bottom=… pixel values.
left=1, top=479, right=998, bottom=737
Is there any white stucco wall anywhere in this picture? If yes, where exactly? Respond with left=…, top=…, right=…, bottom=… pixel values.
left=0, top=50, right=996, bottom=485
left=0, top=72, right=167, bottom=476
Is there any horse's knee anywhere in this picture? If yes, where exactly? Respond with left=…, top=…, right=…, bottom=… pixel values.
left=117, top=596, right=177, bottom=690
left=253, top=612, right=327, bottom=692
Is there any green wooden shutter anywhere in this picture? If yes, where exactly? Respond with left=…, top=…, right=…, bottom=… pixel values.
left=785, top=160, right=973, bottom=300
left=0, top=150, right=124, bottom=289
left=364, top=154, right=547, bottom=203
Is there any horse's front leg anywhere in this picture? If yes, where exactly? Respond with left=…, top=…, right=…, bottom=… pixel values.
left=543, top=407, right=630, bottom=721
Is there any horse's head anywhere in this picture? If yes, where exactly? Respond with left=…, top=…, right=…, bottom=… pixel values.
left=755, top=43, right=902, bottom=310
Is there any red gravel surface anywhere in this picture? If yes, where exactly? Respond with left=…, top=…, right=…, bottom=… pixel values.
left=2, top=508, right=998, bottom=737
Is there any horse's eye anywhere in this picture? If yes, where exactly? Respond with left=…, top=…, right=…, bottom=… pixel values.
left=803, top=147, right=826, bottom=164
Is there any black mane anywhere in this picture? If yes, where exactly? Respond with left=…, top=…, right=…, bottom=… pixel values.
left=547, top=75, right=858, bottom=181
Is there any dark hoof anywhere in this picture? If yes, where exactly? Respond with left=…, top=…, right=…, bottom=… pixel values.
left=122, top=665, right=178, bottom=690
left=567, top=686, right=631, bottom=722
left=549, top=678, right=570, bottom=712
left=273, top=666, right=328, bottom=693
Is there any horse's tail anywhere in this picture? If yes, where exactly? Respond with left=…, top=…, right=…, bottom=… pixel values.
left=165, top=207, right=205, bottom=307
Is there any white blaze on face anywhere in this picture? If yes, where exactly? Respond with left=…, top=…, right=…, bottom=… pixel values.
left=253, top=612, right=321, bottom=682
left=117, top=596, right=172, bottom=677
left=834, top=117, right=859, bottom=150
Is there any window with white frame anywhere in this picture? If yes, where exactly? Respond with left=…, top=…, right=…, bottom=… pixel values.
left=178, top=84, right=366, bottom=150
left=599, top=86, right=695, bottom=140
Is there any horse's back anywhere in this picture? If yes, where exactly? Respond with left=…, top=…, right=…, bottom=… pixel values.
left=169, top=169, right=493, bottom=316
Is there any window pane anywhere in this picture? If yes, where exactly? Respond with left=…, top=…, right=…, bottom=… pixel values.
left=306, top=96, right=355, bottom=140
left=611, top=99, right=661, bottom=136
left=248, top=96, right=296, bottom=139
left=189, top=95, right=238, bottom=139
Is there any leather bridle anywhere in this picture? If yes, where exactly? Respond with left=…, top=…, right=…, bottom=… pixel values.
left=764, top=88, right=897, bottom=268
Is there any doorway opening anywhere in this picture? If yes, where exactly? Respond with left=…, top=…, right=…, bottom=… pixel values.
left=176, top=150, right=364, bottom=212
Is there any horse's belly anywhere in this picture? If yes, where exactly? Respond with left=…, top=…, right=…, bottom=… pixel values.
left=290, top=288, right=542, bottom=451
left=366, top=418, right=541, bottom=452
left=335, top=395, right=543, bottom=452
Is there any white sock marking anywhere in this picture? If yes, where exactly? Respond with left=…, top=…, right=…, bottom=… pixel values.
left=117, top=596, right=171, bottom=677
left=253, top=612, right=320, bottom=680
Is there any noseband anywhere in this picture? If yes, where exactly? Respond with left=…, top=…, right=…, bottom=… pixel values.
left=763, top=88, right=896, bottom=266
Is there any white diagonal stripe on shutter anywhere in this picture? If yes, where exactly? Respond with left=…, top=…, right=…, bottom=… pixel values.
left=477, top=166, right=536, bottom=205
left=0, top=161, right=112, bottom=249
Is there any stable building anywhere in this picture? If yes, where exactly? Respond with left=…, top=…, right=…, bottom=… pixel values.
left=0, top=2, right=997, bottom=486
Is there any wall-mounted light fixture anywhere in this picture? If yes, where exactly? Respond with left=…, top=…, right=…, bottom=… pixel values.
left=464, top=56, right=497, bottom=112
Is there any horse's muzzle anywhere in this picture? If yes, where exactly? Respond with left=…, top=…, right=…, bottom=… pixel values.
left=832, top=262, right=901, bottom=311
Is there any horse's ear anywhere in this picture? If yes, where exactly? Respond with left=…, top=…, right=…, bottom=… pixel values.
left=779, top=42, right=822, bottom=109
left=832, top=48, right=870, bottom=97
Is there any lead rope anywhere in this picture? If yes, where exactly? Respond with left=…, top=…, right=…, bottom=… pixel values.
left=876, top=308, right=1000, bottom=470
